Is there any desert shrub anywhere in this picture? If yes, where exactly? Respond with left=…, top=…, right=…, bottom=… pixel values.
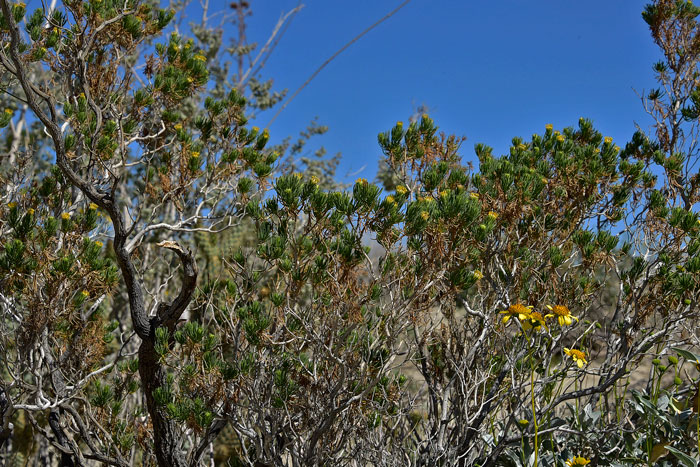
left=0, top=1, right=699, bottom=466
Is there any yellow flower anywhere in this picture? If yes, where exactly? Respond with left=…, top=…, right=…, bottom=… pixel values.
left=294, top=172, right=303, bottom=180
left=174, top=123, right=183, bottom=130
left=95, top=241, right=103, bottom=248
left=517, top=419, right=529, bottom=426
left=440, top=190, right=449, bottom=198
left=187, top=77, right=194, bottom=83
left=356, top=178, right=368, bottom=185
left=7, top=202, right=16, bottom=208
left=521, top=311, right=548, bottom=331
left=469, top=192, right=479, bottom=200
left=194, top=54, right=206, bottom=62
left=613, top=145, right=620, bottom=152
left=81, top=290, right=89, bottom=298
left=310, top=175, right=320, bottom=185
left=423, top=197, right=435, bottom=204
left=541, top=177, right=548, bottom=184
left=61, top=212, right=71, bottom=220
left=517, top=143, right=527, bottom=151
left=4, top=108, right=12, bottom=115
left=386, top=195, right=395, bottom=204
left=499, top=303, right=533, bottom=324
left=545, top=305, right=578, bottom=326
left=545, top=124, right=553, bottom=131
left=487, top=211, right=498, bottom=219
left=396, top=121, right=403, bottom=128
left=566, top=456, right=591, bottom=466
left=472, top=270, right=484, bottom=280
left=396, top=185, right=408, bottom=195
left=604, top=136, right=613, bottom=144
left=593, top=148, right=600, bottom=154
left=89, top=202, right=98, bottom=210
left=553, top=130, right=560, bottom=136
left=556, top=134, right=565, bottom=142
left=27, top=208, right=35, bottom=215
left=564, top=348, right=588, bottom=368
left=191, top=152, right=200, bottom=158
left=420, top=211, right=429, bottom=221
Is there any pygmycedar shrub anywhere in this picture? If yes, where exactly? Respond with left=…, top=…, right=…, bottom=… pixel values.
left=1, top=1, right=700, bottom=466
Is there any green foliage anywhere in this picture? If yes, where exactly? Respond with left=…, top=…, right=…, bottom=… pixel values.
left=3, top=1, right=700, bottom=466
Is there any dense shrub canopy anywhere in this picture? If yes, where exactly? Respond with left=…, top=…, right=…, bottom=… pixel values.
left=0, top=1, right=699, bottom=466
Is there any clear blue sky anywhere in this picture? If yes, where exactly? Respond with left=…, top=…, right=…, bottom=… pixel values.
left=236, top=1, right=660, bottom=183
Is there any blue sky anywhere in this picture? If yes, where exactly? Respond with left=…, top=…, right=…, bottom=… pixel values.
left=234, top=1, right=660, bottom=183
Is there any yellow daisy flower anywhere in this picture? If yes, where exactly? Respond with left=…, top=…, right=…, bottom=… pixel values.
left=545, top=124, right=553, bottom=131
left=469, top=192, right=479, bottom=200
left=472, top=270, right=484, bottom=281
left=95, top=241, right=103, bottom=248
left=27, top=208, right=35, bottom=215
left=61, top=212, right=71, bottom=220
left=386, top=195, right=395, bottom=204
left=487, top=211, right=498, bottom=219
left=545, top=305, right=578, bottom=326
left=556, top=134, right=565, bottom=142
left=566, top=456, right=591, bottom=466
left=420, top=211, right=429, bottom=221
left=7, top=202, right=16, bottom=208
left=499, top=303, right=533, bottom=324
left=564, top=348, right=588, bottom=368
left=604, top=136, right=613, bottom=144
left=89, top=202, right=98, bottom=210
left=356, top=178, right=368, bottom=185
left=310, top=175, right=320, bottom=185
left=521, top=311, right=548, bottom=331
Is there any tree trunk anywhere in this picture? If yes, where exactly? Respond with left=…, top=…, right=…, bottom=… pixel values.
left=139, top=338, right=187, bottom=467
